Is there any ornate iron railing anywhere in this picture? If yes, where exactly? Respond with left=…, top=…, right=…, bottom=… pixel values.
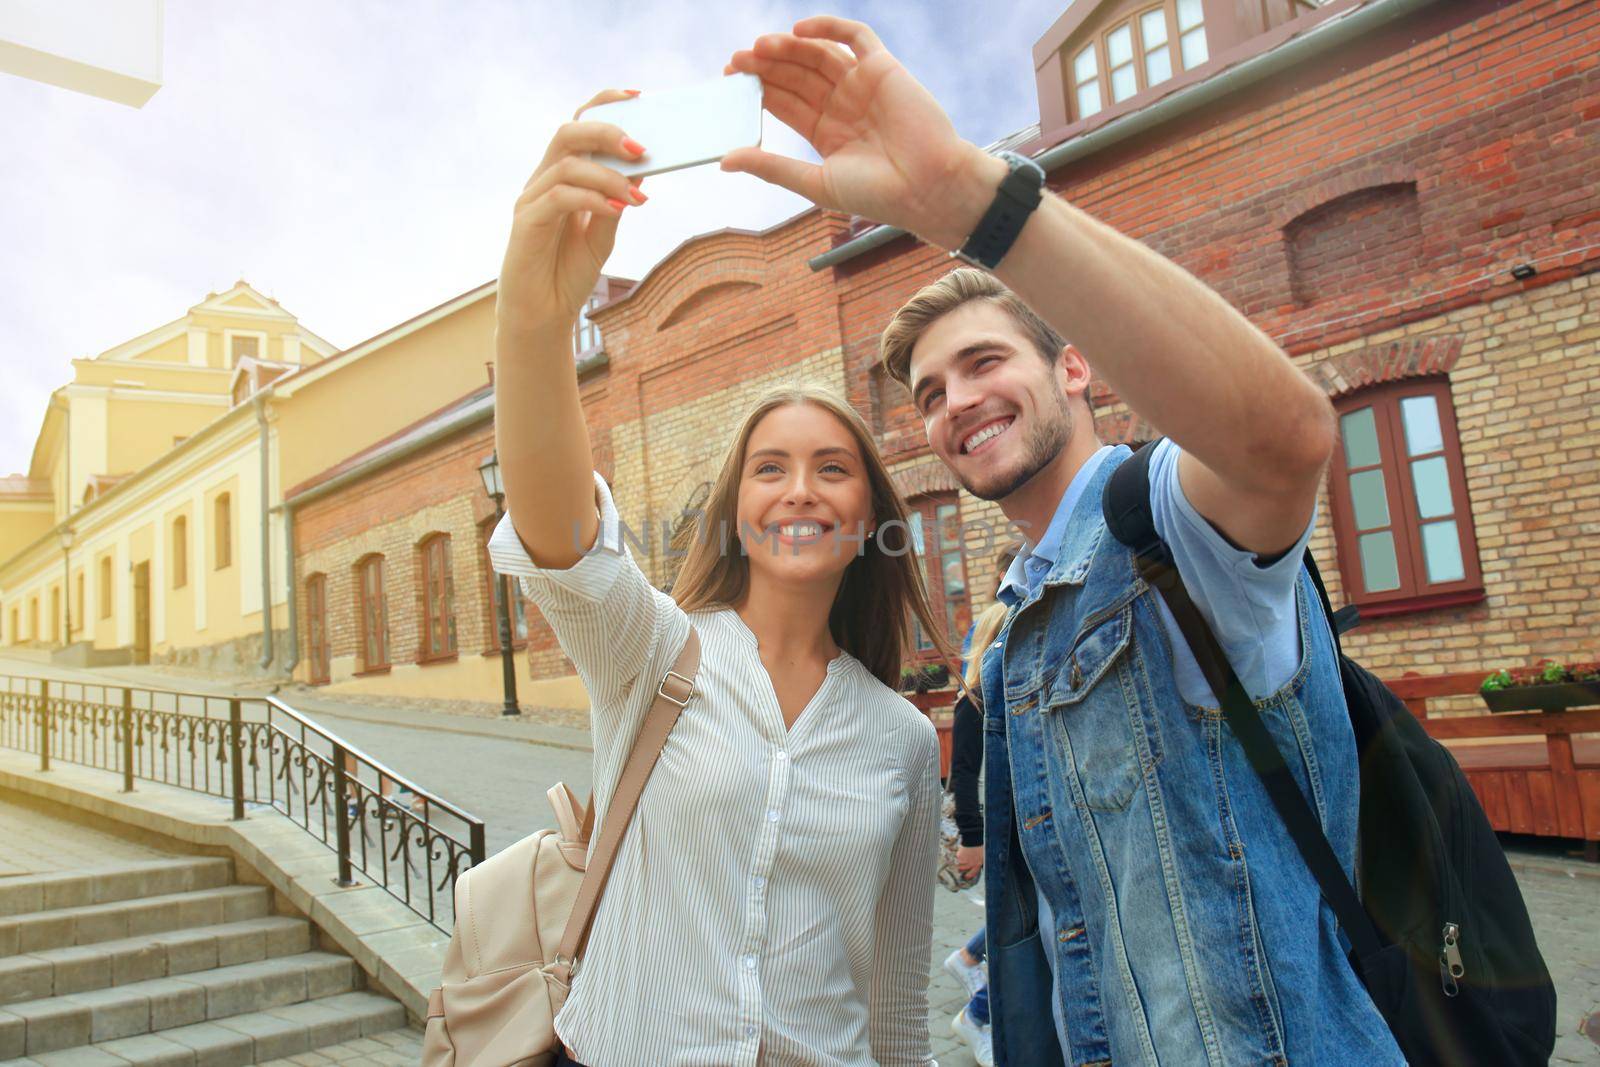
left=0, top=675, right=485, bottom=933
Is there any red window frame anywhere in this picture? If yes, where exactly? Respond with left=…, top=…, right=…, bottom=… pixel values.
left=1328, top=379, right=1485, bottom=617
left=356, top=554, right=389, bottom=672
left=420, top=534, right=458, bottom=663
left=481, top=523, right=527, bottom=653
left=905, top=494, right=973, bottom=661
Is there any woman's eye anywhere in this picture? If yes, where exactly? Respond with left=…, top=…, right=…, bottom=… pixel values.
left=755, top=462, right=779, bottom=474
left=822, top=463, right=847, bottom=474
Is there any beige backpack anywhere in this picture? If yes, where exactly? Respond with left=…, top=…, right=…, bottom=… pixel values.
left=421, top=629, right=700, bottom=1066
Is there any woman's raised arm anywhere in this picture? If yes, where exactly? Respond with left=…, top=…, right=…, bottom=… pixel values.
left=494, top=89, right=647, bottom=568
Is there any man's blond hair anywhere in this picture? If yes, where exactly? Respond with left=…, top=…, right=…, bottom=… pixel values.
left=878, top=268, right=1091, bottom=413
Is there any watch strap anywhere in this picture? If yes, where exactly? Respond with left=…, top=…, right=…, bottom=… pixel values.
left=955, top=152, right=1044, bottom=270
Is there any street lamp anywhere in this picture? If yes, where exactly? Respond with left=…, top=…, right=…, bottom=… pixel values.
left=57, top=526, right=75, bottom=647
left=477, top=453, right=521, bottom=717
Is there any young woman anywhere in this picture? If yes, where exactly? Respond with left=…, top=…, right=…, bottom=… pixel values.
left=485, top=88, right=956, bottom=1067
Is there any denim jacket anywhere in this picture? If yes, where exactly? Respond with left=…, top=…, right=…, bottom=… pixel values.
left=981, top=446, right=1402, bottom=1066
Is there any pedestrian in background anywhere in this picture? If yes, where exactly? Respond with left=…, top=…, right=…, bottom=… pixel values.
left=943, top=550, right=1016, bottom=1067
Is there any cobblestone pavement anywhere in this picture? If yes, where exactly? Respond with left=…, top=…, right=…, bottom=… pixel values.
left=3, top=653, right=1596, bottom=1064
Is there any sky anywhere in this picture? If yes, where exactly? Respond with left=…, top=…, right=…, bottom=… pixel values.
left=0, top=0, right=1076, bottom=479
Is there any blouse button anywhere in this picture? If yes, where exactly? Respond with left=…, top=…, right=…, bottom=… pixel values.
left=744, top=1024, right=758, bottom=1038
left=743, top=955, right=758, bottom=970
left=753, top=875, right=766, bottom=889
left=775, top=750, right=788, bottom=761
left=766, top=809, right=779, bottom=823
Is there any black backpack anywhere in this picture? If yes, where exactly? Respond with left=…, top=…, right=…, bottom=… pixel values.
left=1101, top=440, right=1556, bottom=1067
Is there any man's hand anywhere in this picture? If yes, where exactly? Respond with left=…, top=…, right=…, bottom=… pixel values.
left=956, top=844, right=984, bottom=881
left=722, top=15, right=1006, bottom=251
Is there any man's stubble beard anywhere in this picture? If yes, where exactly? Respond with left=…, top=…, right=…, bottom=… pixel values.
left=961, top=386, right=1074, bottom=503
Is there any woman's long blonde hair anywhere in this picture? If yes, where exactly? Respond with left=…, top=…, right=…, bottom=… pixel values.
left=962, top=546, right=1020, bottom=704
left=669, top=382, right=958, bottom=689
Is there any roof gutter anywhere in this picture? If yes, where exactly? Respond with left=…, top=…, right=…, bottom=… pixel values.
left=254, top=394, right=275, bottom=671
left=808, top=0, right=1444, bottom=271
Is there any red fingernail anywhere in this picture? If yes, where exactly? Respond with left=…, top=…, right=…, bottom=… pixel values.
left=622, top=137, right=646, bottom=156
left=630, top=187, right=648, bottom=204
left=624, top=89, right=641, bottom=96
left=606, top=198, right=627, bottom=211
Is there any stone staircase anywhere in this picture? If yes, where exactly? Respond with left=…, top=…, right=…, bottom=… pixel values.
left=0, top=856, right=416, bottom=1064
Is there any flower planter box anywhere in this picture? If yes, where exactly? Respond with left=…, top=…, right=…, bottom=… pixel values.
left=1480, top=681, right=1600, bottom=714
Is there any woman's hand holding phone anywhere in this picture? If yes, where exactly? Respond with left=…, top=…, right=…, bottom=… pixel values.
left=497, top=89, right=648, bottom=342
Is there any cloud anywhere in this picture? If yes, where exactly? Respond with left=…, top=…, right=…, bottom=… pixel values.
left=0, top=0, right=1063, bottom=477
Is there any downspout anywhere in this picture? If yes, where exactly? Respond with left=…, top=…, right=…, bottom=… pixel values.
left=282, top=498, right=299, bottom=677
left=807, top=0, right=1447, bottom=271
left=254, top=393, right=274, bottom=670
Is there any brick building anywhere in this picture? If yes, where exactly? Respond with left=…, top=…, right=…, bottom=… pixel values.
left=288, top=0, right=1597, bottom=718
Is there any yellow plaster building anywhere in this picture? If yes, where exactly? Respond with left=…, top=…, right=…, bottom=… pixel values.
left=0, top=283, right=336, bottom=666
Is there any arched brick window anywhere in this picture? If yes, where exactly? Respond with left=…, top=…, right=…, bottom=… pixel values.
left=305, top=573, right=330, bottom=685
left=1329, top=378, right=1484, bottom=616
left=356, top=554, right=389, bottom=672
left=419, top=534, right=458, bottom=662
left=480, top=521, right=527, bottom=653
left=1286, top=183, right=1421, bottom=308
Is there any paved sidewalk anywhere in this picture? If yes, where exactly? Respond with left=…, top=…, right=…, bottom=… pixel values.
left=0, top=792, right=168, bottom=876
left=4, top=652, right=1596, bottom=1063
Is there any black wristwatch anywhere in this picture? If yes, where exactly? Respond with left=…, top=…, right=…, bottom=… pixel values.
left=952, top=150, right=1046, bottom=270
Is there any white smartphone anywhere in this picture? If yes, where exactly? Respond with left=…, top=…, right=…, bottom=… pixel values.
left=583, top=73, right=763, bottom=179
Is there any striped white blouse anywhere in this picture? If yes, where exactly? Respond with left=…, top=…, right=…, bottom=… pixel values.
left=487, top=472, right=940, bottom=1067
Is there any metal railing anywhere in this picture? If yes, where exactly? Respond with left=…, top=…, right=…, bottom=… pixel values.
left=0, top=675, right=485, bottom=933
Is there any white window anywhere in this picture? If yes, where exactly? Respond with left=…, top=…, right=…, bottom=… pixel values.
left=1177, top=0, right=1208, bottom=68
left=573, top=295, right=603, bottom=358
left=1073, top=44, right=1102, bottom=118
left=1107, top=23, right=1137, bottom=103
left=1141, top=9, right=1173, bottom=87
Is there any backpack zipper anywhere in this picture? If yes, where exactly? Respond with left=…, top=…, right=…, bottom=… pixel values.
left=1440, top=921, right=1465, bottom=997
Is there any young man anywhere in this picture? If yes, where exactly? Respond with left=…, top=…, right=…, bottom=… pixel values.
left=725, top=16, right=1402, bottom=1066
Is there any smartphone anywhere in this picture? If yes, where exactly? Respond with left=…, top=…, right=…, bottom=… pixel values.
left=583, top=73, right=763, bottom=180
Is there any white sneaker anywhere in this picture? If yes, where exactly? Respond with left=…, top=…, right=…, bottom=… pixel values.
left=951, top=1007, right=994, bottom=1067
left=942, top=947, right=986, bottom=1000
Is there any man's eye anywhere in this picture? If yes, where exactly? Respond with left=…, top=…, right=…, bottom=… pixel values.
left=923, top=390, right=943, bottom=414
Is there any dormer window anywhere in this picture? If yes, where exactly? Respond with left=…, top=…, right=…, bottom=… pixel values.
left=1140, top=8, right=1173, bottom=86
left=1073, top=43, right=1101, bottom=118
left=1177, top=0, right=1208, bottom=68
left=1065, top=1, right=1212, bottom=123
left=1107, top=22, right=1137, bottom=103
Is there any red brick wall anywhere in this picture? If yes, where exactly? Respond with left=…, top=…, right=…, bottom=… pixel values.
left=292, top=369, right=613, bottom=685
left=580, top=0, right=1599, bottom=702
left=296, top=0, right=1599, bottom=704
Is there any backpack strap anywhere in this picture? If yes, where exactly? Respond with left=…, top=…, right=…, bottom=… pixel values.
left=549, top=625, right=702, bottom=983
left=1101, top=440, right=1383, bottom=962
